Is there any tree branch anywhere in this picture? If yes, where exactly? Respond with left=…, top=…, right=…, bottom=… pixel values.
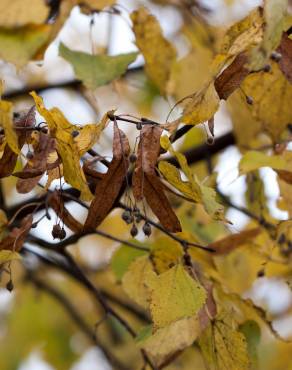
left=26, top=272, right=128, bottom=370
left=22, top=245, right=157, bottom=369
left=3, top=65, right=144, bottom=100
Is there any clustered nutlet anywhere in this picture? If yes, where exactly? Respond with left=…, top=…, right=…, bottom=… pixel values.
left=52, top=224, right=66, bottom=240
left=121, top=209, right=152, bottom=237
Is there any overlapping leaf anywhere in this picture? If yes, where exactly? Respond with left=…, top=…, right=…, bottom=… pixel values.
left=159, top=136, right=224, bottom=220
left=15, top=132, right=56, bottom=193
left=0, top=214, right=33, bottom=252
left=132, top=125, right=182, bottom=233
left=121, top=255, right=154, bottom=309
left=83, top=123, right=130, bottom=231
left=199, top=313, right=251, bottom=370
left=30, top=92, right=107, bottom=201
left=249, top=0, right=288, bottom=70
left=240, top=60, right=292, bottom=140
left=147, top=264, right=206, bottom=330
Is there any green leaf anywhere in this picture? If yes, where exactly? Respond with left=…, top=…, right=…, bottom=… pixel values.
left=59, top=42, right=138, bottom=90
left=111, top=243, right=148, bottom=282
left=239, top=320, right=261, bottom=369
left=148, top=264, right=206, bottom=329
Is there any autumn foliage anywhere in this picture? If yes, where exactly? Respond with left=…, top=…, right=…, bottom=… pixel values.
left=1, top=0, right=292, bottom=369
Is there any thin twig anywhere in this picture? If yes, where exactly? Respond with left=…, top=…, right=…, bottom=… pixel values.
left=26, top=272, right=128, bottom=370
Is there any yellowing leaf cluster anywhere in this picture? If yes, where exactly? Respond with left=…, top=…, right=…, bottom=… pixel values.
left=31, top=92, right=108, bottom=201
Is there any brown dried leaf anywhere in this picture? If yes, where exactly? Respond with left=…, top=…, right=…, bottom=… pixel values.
left=276, top=169, right=292, bottom=184
left=133, top=125, right=162, bottom=200
left=0, top=214, right=33, bottom=252
left=198, top=282, right=217, bottom=331
left=0, top=106, right=37, bottom=178
left=214, top=53, right=249, bottom=100
left=16, top=132, right=56, bottom=193
left=48, top=191, right=83, bottom=233
left=13, top=106, right=36, bottom=129
left=277, top=32, right=292, bottom=84
left=0, top=144, right=18, bottom=178
left=133, top=125, right=181, bottom=233
left=83, top=124, right=130, bottom=231
left=210, top=227, right=261, bottom=255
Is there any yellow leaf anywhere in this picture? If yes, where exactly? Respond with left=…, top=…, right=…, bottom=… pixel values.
left=0, top=210, right=7, bottom=227
left=181, top=82, right=220, bottom=125
left=241, top=61, right=292, bottom=140
left=0, top=100, right=19, bottom=154
left=0, top=0, right=49, bottom=27
left=122, top=255, right=155, bottom=309
left=131, top=7, right=177, bottom=96
left=159, top=136, right=224, bottom=220
left=30, top=92, right=93, bottom=201
left=249, top=0, right=288, bottom=70
left=239, top=151, right=287, bottom=175
left=168, top=48, right=213, bottom=100
left=74, top=112, right=110, bottom=156
left=0, top=24, right=51, bottom=68
left=136, top=317, right=200, bottom=367
left=159, top=160, right=201, bottom=201
left=0, top=250, right=21, bottom=264
left=227, top=90, right=262, bottom=148
left=221, top=7, right=264, bottom=57
left=150, top=237, right=183, bottom=274
left=199, top=313, right=251, bottom=370
left=78, top=0, right=115, bottom=13
left=148, top=264, right=206, bottom=329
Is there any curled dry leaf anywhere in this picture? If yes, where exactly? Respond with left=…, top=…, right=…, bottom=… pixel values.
left=132, top=125, right=182, bottom=233
left=30, top=92, right=105, bottom=201
left=83, top=124, right=130, bottom=232
left=0, top=214, right=33, bottom=252
left=214, top=53, right=249, bottom=100
left=210, top=227, right=261, bottom=255
left=0, top=105, right=36, bottom=178
left=48, top=191, right=83, bottom=233
left=277, top=32, right=292, bottom=84
left=16, top=132, right=56, bottom=193
left=0, top=144, right=18, bottom=178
